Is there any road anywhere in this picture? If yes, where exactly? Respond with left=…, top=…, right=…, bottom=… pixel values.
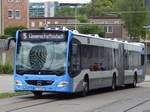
left=0, top=82, right=150, bottom=112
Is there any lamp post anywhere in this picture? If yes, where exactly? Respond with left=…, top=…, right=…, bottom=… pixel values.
left=74, top=0, right=79, bottom=30
left=143, top=25, right=150, bottom=74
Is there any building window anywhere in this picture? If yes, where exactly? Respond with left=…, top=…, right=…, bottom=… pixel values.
left=15, top=10, right=21, bottom=19
left=47, top=22, right=51, bottom=25
left=54, top=21, right=58, bottom=24
left=16, top=0, right=20, bottom=2
left=8, top=0, right=13, bottom=2
left=104, top=26, right=113, bottom=33
left=39, top=21, right=43, bottom=27
left=8, top=10, right=13, bottom=19
left=31, top=22, right=35, bottom=27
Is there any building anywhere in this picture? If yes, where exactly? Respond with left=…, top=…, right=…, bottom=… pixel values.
left=0, top=0, right=2, bottom=35
left=29, top=3, right=45, bottom=17
left=45, top=2, right=56, bottom=17
left=29, top=16, right=124, bottom=39
left=29, top=2, right=86, bottom=18
left=29, top=2, right=58, bottom=17
left=0, top=0, right=29, bottom=35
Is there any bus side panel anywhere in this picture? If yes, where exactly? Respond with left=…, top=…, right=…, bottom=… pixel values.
left=137, top=67, right=145, bottom=83
left=88, top=71, right=113, bottom=90
left=72, top=69, right=118, bottom=92
left=72, top=70, right=88, bottom=92
left=124, top=70, right=134, bottom=84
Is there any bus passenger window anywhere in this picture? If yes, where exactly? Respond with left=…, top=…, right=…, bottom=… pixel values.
left=141, top=54, right=145, bottom=66
left=70, top=44, right=81, bottom=73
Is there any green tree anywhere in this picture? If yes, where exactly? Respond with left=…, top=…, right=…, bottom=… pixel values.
left=4, top=26, right=26, bottom=37
left=82, top=0, right=113, bottom=16
left=77, top=15, right=89, bottom=23
left=55, top=6, right=75, bottom=17
left=77, top=24, right=105, bottom=37
left=114, top=0, right=148, bottom=40
left=55, top=0, right=114, bottom=17
left=77, top=15, right=105, bottom=37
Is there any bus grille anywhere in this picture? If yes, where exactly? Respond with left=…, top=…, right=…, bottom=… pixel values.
left=26, top=80, right=54, bottom=86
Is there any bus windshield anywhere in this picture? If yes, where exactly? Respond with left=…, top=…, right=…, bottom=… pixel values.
left=16, top=31, right=67, bottom=75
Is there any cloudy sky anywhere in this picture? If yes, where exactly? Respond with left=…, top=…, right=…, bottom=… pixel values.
left=30, top=0, right=91, bottom=3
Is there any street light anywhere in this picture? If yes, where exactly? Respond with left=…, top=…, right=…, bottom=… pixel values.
left=143, top=25, right=150, bottom=74
left=74, top=0, right=79, bottom=30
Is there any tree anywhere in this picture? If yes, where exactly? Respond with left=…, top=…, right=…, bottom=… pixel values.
left=77, top=15, right=105, bottom=37
left=55, top=6, right=75, bottom=17
left=77, top=24, right=105, bottom=37
left=82, top=0, right=113, bottom=16
left=4, top=26, right=26, bottom=37
left=114, top=0, right=148, bottom=40
left=55, top=0, right=114, bottom=17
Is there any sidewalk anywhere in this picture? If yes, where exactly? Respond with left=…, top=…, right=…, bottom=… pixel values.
left=145, top=75, right=150, bottom=82
left=0, top=75, right=14, bottom=93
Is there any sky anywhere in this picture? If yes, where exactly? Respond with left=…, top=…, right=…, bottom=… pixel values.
left=30, top=0, right=91, bottom=3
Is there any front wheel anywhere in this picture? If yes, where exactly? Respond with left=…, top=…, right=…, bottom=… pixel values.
left=112, top=75, right=116, bottom=91
left=32, top=91, right=43, bottom=97
left=132, top=75, right=137, bottom=88
left=80, top=81, right=89, bottom=97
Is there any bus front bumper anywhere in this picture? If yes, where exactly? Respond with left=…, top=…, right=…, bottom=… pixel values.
left=14, top=75, right=73, bottom=93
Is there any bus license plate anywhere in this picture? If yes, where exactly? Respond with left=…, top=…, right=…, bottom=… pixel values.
left=35, top=86, right=45, bottom=91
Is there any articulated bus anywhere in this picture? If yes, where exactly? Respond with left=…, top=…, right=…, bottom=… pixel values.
left=7, top=27, right=145, bottom=97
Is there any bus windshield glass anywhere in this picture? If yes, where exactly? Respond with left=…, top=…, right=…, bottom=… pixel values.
left=16, top=31, right=67, bottom=75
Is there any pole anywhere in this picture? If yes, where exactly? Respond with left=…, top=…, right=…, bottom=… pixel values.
left=75, top=5, right=77, bottom=30
left=146, top=30, right=148, bottom=74
left=92, top=0, right=95, bottom=17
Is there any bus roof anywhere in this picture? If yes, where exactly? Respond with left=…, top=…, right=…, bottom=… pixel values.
left=71, top=30, right=145, bottom=52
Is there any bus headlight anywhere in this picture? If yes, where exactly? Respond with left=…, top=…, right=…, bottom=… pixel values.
left=15, top=80, right=23, bottom=86
left=57, top=81, right=68, bottom=87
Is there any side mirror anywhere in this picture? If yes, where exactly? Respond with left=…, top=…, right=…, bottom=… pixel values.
left=6, top=37, right=16, bottom=50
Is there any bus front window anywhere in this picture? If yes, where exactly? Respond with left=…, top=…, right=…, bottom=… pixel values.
left=16, top=41, right=67, bottom=75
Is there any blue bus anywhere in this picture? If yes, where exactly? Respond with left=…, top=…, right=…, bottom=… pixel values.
left=7, top=27, right=145, bottom=97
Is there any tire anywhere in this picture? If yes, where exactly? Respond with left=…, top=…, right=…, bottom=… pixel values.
left=32, top=91, right=43, bottom=97
left=81, top=80, right=89, bottom=97
left=112, top=75, right=116, bottom=91
left=132, top=75, right=137, bottom=88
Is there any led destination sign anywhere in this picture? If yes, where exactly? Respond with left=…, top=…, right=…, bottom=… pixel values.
left=20, top=31, right=66, bottom=41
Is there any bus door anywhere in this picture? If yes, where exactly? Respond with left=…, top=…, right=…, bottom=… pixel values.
left=118, top=43, right=125, bottom=85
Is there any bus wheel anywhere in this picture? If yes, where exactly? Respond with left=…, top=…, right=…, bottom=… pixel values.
left=112, top=75, right=116, bottom=91
left=81, top=80, right=89, bottom=97
left=32, top=91, right=43, bottom=97
left=133, top=74, right=137, bottom=88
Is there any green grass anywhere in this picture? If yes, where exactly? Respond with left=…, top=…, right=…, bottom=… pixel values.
left=0, top=92, right=31, bottom=99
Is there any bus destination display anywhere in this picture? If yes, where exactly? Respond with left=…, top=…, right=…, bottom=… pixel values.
left=21, top=32, right=65, bottom=41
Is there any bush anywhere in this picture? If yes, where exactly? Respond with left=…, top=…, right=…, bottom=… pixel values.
left=0, top=35, right=10, bottom=39
left=2, top=63, right=13, bottom=74
left=0, top=65, right=3, bottom=74
left=77, top=24, right=105, bottom=37
left=4, top=26, right=27, bottom=37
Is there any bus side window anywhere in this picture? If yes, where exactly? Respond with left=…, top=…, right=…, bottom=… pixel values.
left=70, top=44, right=81, bottom=73
left=141, top=54, right=145, bottom=66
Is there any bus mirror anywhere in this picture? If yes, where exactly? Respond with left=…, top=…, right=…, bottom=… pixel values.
left=6, top=37, right=16, bottom=50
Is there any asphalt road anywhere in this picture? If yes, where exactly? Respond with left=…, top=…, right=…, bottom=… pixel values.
left=0, top=82, right=150, bottom=112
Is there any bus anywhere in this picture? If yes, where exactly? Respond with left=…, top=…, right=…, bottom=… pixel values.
left=7, top=27, right=145, bottom=97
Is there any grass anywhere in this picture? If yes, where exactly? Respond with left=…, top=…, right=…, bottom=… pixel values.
left=0, top=92, right=31, bottom=99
